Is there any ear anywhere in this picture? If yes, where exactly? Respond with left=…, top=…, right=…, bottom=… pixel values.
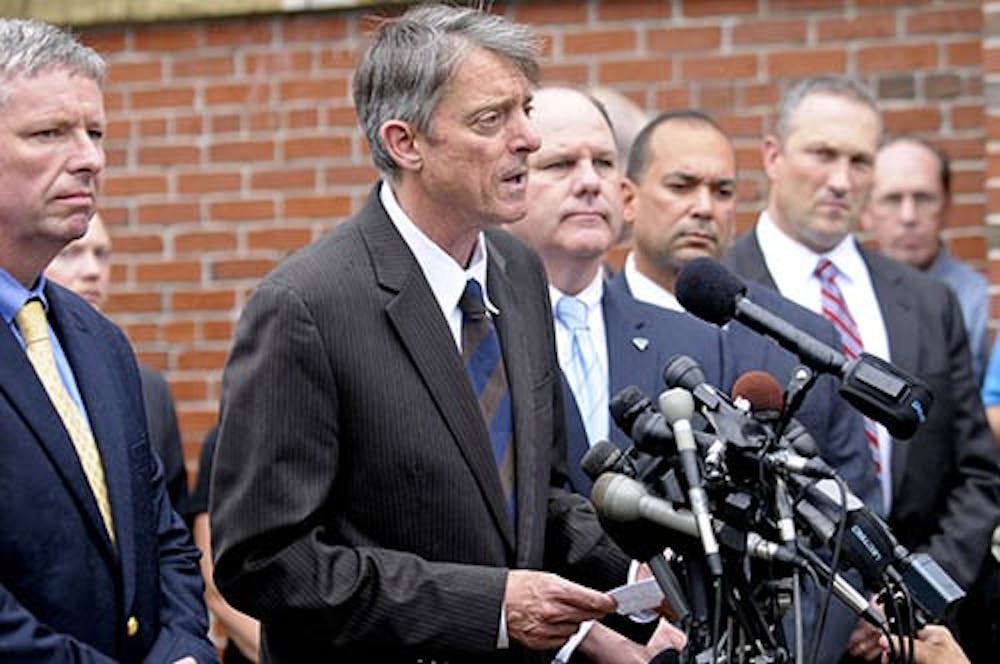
left=621, top=177, right=638, bottom=228
left=761, top=135, right=781, bottom=181
left=379, top=120, right=423, bottom=173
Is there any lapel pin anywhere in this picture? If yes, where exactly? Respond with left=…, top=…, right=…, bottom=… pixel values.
left=631, top=337, right=649, bottom=352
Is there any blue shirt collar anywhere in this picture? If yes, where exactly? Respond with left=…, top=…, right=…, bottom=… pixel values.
left=0, top=269, right=49, bottom=326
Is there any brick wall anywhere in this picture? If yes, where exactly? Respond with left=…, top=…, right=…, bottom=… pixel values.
left=75, top=0, right=990, bottom=476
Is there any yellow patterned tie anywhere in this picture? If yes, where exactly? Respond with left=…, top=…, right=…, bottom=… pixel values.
left=15, top=300, right=116, bottom=544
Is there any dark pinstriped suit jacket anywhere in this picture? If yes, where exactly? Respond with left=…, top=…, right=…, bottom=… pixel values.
left=211, top=189, right=630, bottom=663
left=727, top=230, right=1000, bottom=591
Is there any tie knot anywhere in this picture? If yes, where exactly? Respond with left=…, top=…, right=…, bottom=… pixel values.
left=15, top=299, right=49, bottom=345
left=458, top=279, right=487, bottom=320
left=556, top=296, right=589, bottom=331
left=814, top=257, right=839, bottom=283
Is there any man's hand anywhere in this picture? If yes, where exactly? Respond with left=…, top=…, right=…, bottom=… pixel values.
left=577, top=619, right=687, bottom=663
left=846, top=595, right=885, bottom=661
left=879, top=624, right=970, bottom=664
left=504, top=571, right=616, bottom=650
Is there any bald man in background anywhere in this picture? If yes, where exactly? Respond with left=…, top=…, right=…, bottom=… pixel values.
left=46, top=213, right=189, bottom=513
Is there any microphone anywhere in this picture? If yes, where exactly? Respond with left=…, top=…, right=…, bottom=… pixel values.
left=731, top=370, right=784, bottom=417
left=675, top=258, right=933, bottom=439
left=660, top=388, right=723, bottom=578
left=592, top=473, right=805, bottom=567
left=581, top=440, right=630, bottom=480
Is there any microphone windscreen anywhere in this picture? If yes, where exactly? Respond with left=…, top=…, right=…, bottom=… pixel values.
left=732, top=371, right=784, bottom=414
left=610, top=385, right=651, bottom=433
left=581, top=440, right=623, bottom=481
left=675, top=257, right=746, bottom=325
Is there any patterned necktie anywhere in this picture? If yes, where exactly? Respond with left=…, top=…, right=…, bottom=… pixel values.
left=555, top=296, right=606, bottom=445
left=459, top=280, right=516, bottom=526
left=15, top=299, right=116, bottom=543
left=814, top=258, right=881, bottom=475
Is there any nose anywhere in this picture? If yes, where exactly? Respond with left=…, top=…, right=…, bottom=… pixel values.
left=691, top=184, right=714, bottom=220
left=79, top=250, right=103, bottom=279
left=826, top=158, right=850, bottom=195
left=69, top=128, right=105, bottom=176
left=898, top=194, right=918, bottom=223
left=512, top=110, right=541, bottom=155
left=574, top=159, right=603, bottom=197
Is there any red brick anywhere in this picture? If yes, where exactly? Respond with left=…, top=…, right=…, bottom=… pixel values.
left=883, top=107, right=943, bottom=133
left=177, top=172, right=242, bottom=195
left=540, top=63, right=589, bottom=85
left=178, top=350, right=229, bottom=371
left=952, top=170, right=984, bottom=196
left=136, top=261, right=202, bottom=283
left=205, top=19, right=273, bottom=46
left=80, top=30, right=126, bottom=54
left=210, top=140, right=275, bottom=163
left=951, top=41, right=983, bottom=68
left=949, top=202, right=985, bottom=228
left=170, top=379, right=208, bottom=401
left=210, top=115, right=241, bottom=134
left=681, top=0, right=758, bottom=17
left=279, top=78, right=349, bottom=101
left=770, top=0, right=846, bottom=10
left=203, top=320, right=234, bottom=341
left=907, top=8, right=980, bottom=34
left=742, top=83, right=778, bottom=108
left=179, top=410, right=221, bottom=435
left=767, top=50, right=846, bottom=77
left=107, top=60, right=163, bottom=84
left=139, top=118, right=168, bottom=137
left=120, top=323, right=157, bottom=344
left=251, top=168, right=317, bottom=190
left=206, top=83, right=273, bottom=106
left=136, top=352, right=168, bottom=370
left=103, top=174, right=168, bottom=197
left=106, top=119, right=130, bottom=141
left=173, top=115, right=205, bottom=135
left=137, top=203, right=201, bottom=225
left=164, top=321, right=197, bottom=343
left=285, top=136, right=351, bottom=160
left=104, top=148, right=128, bottom=168
left=952, top=104, right=983, bottom=130
left=514, top=2, right=588, bottom=24
left=818, top=14, right=896, bottom=41
left=325, top=165, right=378, bottom=187
left=112, top=233, right=164, bottom=254
left=937, top=137, right=982, bottom=161
left=699, top=84, right=735, bottom=110
left=718, top=114, right=763, bottom=139
left=103, top=91, right=124, bottom=113
left=655, top=87, right=691, bottom=109
left=248, top=228, right=313, bottom=251
left=857, top=44, right=938, bottom=73
left=733, top=20, right=807, bottom=46
left=950, top=235, right=987, bottom=262
left=648, top=27, right=722, bottom=52
left=134, top=25, right=200, bottom=51
left=735, top=146, right=764, bottom=172
left=246, top=51, right=314, bottom=75
left=597, top=0, right=671, bottom=21
left=106, top=292, right=162, bottom=313
left=326, top=106, right=359, bottom=127
left=132, top=87, right=196, bottom=110
left=682, top=54, right=757, bottom=80
left=564, top=30, right=638, bottom=56
left=172, top=55, right=235, bottom=78
left=282, top=14, right=348, bottom=41
left=317, top=47, right=357, bottom=71
left=249, top=111, right=281, bottom=132
left=173, top=290, right=236, bottom=312
left=598, top=58, right=673, bottom=84
left=289, top=109, right=320, bottom=129
left=285, top=195, right=352, bottom=219
left=209, top=200, right=275, bottom=222
left=175, top=231, right=238, bottom=253
left=212, top=259, right=277, bottom=280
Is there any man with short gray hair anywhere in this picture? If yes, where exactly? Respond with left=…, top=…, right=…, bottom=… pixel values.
left=0, top=18, right=215, bottom=663
left=211, top=5, right=636, bottom=663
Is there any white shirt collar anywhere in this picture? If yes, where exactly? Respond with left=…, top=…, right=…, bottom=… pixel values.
left=380, top=182, right=494, bottom=348
left=548, top=269, right=604, bottom=316
left=755, top=211, right=867, bottom=292
left=622, top=252, right=684, bottom=312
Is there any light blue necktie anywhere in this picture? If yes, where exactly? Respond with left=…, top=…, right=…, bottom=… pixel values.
left=556, top=296, right=607, bottom=444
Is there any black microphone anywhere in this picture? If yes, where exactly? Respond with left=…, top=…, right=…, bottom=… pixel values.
left=675, top=258, right=933, bottom=439
left=581, top=440, right=629, bottom=480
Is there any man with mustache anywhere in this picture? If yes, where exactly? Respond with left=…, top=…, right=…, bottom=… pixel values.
left=726, top=76, right=1000, bottom=661
left=0, top=18, right=214, bottom=663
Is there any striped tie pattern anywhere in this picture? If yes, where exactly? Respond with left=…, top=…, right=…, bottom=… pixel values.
left=459, top=280, right=516, bottom=526
left=555, top=296, right=606, bottom=445
left=814, top=258, right=881, bottom=474
left=15, top=299, right=116, bottom=543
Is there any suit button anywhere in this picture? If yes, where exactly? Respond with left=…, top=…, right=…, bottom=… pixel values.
left=126, top=616, right=139, bottom=637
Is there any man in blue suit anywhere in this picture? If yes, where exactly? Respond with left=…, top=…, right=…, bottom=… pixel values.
left=0, top=19, right=215, bottom=663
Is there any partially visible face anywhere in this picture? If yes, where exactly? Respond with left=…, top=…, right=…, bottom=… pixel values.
left=624, top=121, right=736, bottom=272
left=45, top=212, right=111, bottom=309
left=508, top=88, right=622, bottom=264
left=0, top=68, right=105, bottom=261
left=414, top=47, right=540, bottom=230
left=862, top=140, right=946, bottom=270
left=763, top=92, right=879, bottom=253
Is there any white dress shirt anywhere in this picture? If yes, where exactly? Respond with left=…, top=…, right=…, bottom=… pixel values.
left=755, top=212, right=893, bottom=513
left=622, top=252, right=684, bottom=312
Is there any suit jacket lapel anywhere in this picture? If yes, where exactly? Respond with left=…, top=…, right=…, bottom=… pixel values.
left=363, top=196, right=515, bottom=552
left=727, top=231, right=779, bottom=290
left=858, top=247, right=917, bottom=495
left=602, top=286, right=658, bottom=449
left=0, top=294, right=119, bottom=563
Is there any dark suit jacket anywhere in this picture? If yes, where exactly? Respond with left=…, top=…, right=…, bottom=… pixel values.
left=0, top=283, right=215, bottom=662
left=727, top=230, right=1000, bottom=590
left=211, top=189, right=630, bottom=663
left=138, top=364, right=188, bottom=513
